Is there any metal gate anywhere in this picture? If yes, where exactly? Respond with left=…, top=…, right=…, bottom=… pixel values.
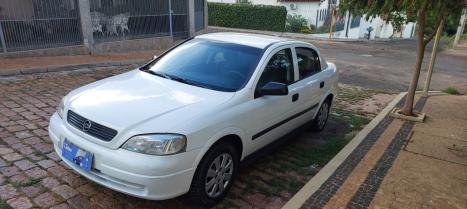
left=0, top=0, right=83, bottom=52
left=194, top=0, right=205, bottom=32
left=89, top=0, right=189, bottom=43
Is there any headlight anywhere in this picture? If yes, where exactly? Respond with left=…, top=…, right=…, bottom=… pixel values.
left=122, top=134, right=186, bottom=155
left=57, top=97, right=65, bottom=118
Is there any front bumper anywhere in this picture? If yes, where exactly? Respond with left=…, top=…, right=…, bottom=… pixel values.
left=48, top=113, right=199, bottom=200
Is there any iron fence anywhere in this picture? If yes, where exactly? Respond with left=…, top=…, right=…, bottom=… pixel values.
left=0, top=0, right=83, bottom=52
left=90, top=0, right=189, bottom=43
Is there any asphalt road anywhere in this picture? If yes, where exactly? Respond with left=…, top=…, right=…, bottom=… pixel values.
left=311, top=39, right=467, bottom=93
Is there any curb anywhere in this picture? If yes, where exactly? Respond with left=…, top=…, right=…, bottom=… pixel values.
left=0, top=59, right=148, bottom=77
left=282, top=92, right=407, bottom=209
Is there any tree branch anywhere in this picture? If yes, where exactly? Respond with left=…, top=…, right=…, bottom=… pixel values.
left=423, top=5, right=447, bottom=46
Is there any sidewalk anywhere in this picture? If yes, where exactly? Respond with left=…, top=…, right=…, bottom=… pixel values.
left=0, top=50, right=160, bottom=76
left=284, top=93, right=467, bottom=209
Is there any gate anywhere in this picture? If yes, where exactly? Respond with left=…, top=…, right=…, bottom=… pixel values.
left=0, top=0, right=83, bottom=52
left=89, top=0, right=189, bottom=43
left=194, top=0, right=205, bottom=32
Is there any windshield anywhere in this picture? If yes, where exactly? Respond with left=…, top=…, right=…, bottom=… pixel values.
left=143, top=38, right=263, bottom=92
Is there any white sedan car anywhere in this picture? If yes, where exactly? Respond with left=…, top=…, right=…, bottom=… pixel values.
left=48, top=33, right=337, bottom=206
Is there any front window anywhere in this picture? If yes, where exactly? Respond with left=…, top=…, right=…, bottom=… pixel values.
left=142, top=38, right=263, bottom=92
left=256, top=48, right=294, bottom=89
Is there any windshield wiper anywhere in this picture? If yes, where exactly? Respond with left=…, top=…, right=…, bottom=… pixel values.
left=141, top=69, right=217, bottom=90
left=168, top=74, right=217, bottom=90
left=142, top=69, right=172, bottom=79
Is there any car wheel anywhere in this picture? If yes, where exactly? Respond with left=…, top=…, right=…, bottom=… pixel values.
left=311, top=99, right=331, bottom=132
left=187, top=142, right=239, bottom=207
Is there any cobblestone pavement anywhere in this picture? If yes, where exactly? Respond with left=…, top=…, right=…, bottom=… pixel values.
left=0, top=66, right=375, bottom=209
left=299, top=94, right=467, bottom=209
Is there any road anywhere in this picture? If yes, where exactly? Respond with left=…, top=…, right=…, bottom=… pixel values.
left=311, top=39, right=467, bottom=93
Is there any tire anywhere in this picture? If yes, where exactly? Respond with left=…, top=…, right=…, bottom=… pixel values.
left=187, top=142, right=239, bottom=207
left=311, top=99, right=331, bottom=132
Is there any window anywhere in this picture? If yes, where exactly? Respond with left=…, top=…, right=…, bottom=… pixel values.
left=256, top=48, right=294, bottom=89
left=145, top=38, right=262, bottom=92
left=296, top=47, right=321, bottom=79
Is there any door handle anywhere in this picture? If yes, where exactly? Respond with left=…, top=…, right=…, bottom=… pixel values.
left=292, top=93, right=299, bottom=102
left=320, top=81, right=325, bottom=88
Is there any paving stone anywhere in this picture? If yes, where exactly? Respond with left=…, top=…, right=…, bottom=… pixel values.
left=50, top=203, right=72, bottom=209
left=13, top=160, right=36, bottom=171
left=67, top=195, right=91, bottom=209
left=6, top=196, right=32, bottom=209
left=5, top=125, right=26, bottom=132
left=61, top=174, right=86, bottom=187
left=24, top=167, right=48, bottom=179
left=76, top=183, right=98, bottom=197
left=10, top=143, right=26, bottom=149
left=0, top=158, right=7, bottom=167
left=14, top=131, right=33, bottom=139
left=33, top=192, right=59, bottom=208
left=0, top=166, right=20, bottom=177
left=37, top=159, right=57, bottom=169
left=23, top=137, right=42, bottom=145
left=46, top=152, right=60, bottom=161
left=34, top=143, right=54, bottom=153
left=0, top=147, right=14, bottom=155
left=2, top=152, right=24, bottom=162
left=48, top=165, right=70, bottom=177
left=17, top=146, right=34, bottom=155
left=10, top=174, right=29, bottom=185
left=26, top=153, right=45, bottom=162
left=21, top=185, right=45, bottom=198
left=52, top=185, right=78, bottom=199
left=41, top=177, right=61, bottom=189
left=0, top=184, right=18, bottom=199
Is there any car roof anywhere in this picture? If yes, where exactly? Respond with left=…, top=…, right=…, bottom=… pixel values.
left=196, top=32, right=292, bottom=49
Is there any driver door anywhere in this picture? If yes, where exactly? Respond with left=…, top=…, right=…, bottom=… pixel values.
left=239, top=46, right=301, bottom=155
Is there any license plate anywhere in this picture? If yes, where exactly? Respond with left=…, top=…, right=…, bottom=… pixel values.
left=62, top=139, right=93, bottom=172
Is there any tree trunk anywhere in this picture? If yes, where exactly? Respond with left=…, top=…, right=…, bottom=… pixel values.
left=401, top=9, right=427, bottom=116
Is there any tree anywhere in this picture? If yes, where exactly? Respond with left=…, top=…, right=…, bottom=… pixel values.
left=340, top=0, right=466, bottom=116
left=286, top=14, right=309, bottom=33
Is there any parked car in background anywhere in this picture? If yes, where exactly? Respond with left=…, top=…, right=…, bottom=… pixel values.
left=48, top=33, right=337, bottom=206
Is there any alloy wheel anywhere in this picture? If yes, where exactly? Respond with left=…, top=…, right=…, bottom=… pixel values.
left=205, top=153, right=234, bottom=198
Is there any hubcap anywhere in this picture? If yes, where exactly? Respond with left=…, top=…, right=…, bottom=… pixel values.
left=205, top=153, right=234, bottom=198
left=318, top=102, right=329, bottom=129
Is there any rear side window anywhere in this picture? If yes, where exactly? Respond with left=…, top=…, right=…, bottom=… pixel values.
left=296, top=47, right=321, bottom=79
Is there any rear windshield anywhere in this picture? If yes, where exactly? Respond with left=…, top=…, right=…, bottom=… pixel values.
left=144, top=38, right=263, bottom=92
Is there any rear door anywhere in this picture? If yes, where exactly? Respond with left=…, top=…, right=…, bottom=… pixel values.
left=290, top=45, right=324, bottom=123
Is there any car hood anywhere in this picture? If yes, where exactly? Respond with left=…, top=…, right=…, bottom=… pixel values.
left=66, top=70, right=234, bottom=147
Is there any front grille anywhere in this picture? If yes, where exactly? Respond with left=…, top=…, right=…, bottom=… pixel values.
left=67, top=110, right=118, bottom=142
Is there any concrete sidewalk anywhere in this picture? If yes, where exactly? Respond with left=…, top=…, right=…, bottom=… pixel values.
left=0, top=50, right=160, bottom=76
left=284, top=94, right=467, bottom=209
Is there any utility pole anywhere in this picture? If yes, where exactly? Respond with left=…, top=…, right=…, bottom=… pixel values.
left=453, top=8, right=466, bottom=48
left=328, top=5, right=336, bottom=39
left=423, top=19, right=444, bottom=97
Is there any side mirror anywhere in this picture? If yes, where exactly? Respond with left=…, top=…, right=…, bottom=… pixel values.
left=258, top=82, right=288, bottom=96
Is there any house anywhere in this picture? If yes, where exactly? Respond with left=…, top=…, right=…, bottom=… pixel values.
left=208, top=0, right=416, bottom=40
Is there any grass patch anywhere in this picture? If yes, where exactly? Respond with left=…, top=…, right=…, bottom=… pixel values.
left=11, top=178, right=41, bottom=188
left=0, top=199, right=12, bottom=209
left=289, top=134, right=350, bottom=169
left=331, top=109, right=370, bottom=130
left=443, top=87, right=460, bottom=95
